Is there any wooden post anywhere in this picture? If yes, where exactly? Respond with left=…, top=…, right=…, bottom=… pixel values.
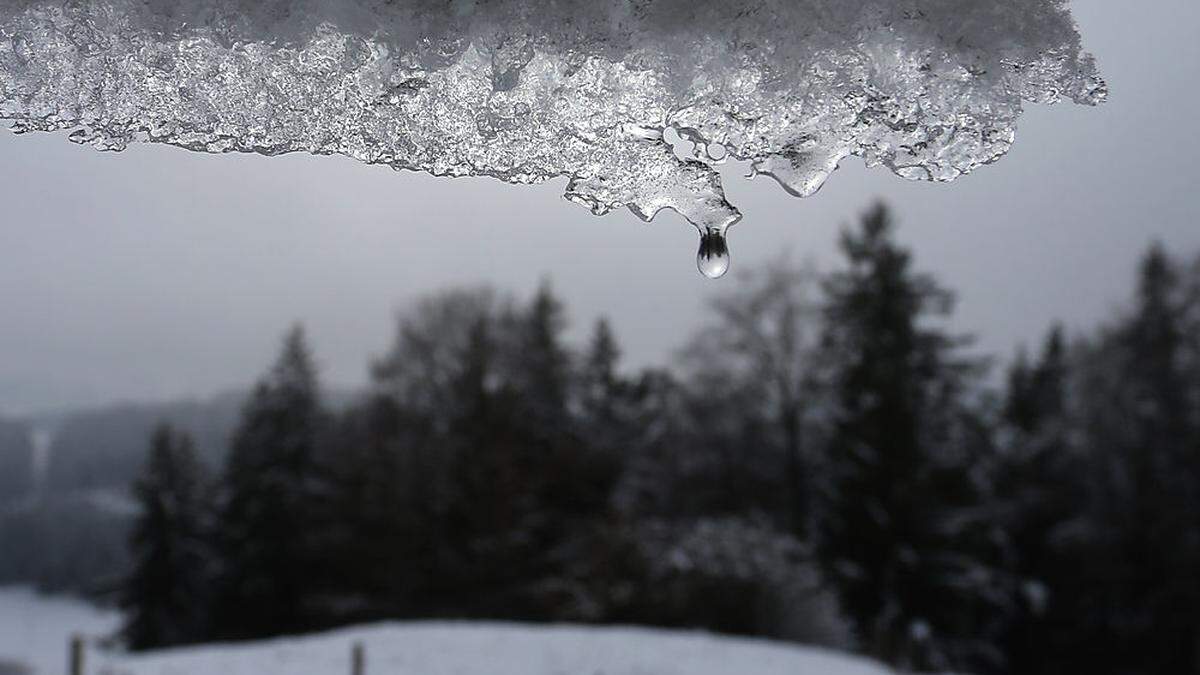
left=68, top=634, right=84, bottom=675
left=351, top=641, right=365, bottom=675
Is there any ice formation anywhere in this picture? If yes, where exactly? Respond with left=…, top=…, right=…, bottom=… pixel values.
left=0, top=0, right=1105, bottom=277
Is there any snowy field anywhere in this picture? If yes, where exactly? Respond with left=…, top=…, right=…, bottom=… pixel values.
left=0, top=587, right=119, bottom=675
left=0, top=586, right=894, bottom=675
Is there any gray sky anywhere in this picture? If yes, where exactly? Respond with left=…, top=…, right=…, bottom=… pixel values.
left=1, top=0, right=1198, bottom=416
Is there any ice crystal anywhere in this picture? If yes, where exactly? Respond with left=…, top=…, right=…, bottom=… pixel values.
left=0, top=0, right=1105, bottom=243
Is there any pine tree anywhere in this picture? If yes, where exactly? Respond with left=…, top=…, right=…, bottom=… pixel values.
left=443, top=313, right=535, bottom=605
left=581, top=317, right=649, bottom=464
left=996, top=324, right=1090, bottom=675
left=212, top=325, right=328, bottom=639
left=1002, top=347, right=1036, bottom=433
left=513, top=280, right=572, bottom=424
left=320, top=394, right=434, bottom=621
left=1074, top=243, right=1200, bottom=675
left=817, top=203, right=1003, bottom=672
left=582, top=318, right=622, bottom=426
left=120, top=424, right=211, bottom=650
left=427, top=285, right=621, bottom=620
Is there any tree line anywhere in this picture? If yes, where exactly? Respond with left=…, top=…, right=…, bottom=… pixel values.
left=119, top=203, right=1200, bottom=675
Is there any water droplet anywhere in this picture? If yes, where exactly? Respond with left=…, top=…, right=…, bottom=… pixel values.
left=697, top=228, right=730, bottom=279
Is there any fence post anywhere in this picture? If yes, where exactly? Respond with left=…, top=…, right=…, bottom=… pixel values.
left=68, top=634, right=84, bottom=675
left=351, top=641, right=365, bottom=675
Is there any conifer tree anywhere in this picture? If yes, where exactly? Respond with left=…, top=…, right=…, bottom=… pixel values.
left=818, top=203, right=1003, bottom=671
left=996, top=325, right=1090, bottom=675
left=513, top=281, right=572, bottom=424
left=320, top=395, right=431, bottom=620
left=581, top=317, right=648, bottom=465
left=1074, top=244, right=1200, bottom=675
left=120, top=424, right=211, bottom=650
left=582, top=318, right=622, bottom=425
left=1003, top=348, right=1036, bottom=433
left=443, top=312, right=534, bottom=601
left=213, top=325, right=327, bottom=639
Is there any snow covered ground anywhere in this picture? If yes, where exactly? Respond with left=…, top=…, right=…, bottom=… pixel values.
left=0, top=587, right=119, bottom=675
left=0, top=586, right=895, bottom=675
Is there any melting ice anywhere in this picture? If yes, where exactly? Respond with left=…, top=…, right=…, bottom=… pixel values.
left=0, top=0, right=1105, bottom=276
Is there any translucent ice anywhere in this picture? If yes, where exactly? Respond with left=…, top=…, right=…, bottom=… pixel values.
left=0, top=0, right=1105, bottom=241
left=697, top=229, right=731, bottom=280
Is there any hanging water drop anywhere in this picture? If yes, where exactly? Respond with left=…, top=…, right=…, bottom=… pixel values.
left=697, top=228, right=731, bottom=279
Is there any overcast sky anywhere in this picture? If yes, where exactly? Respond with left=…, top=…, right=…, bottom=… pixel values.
left=1, top=0, right=1198, bottom=416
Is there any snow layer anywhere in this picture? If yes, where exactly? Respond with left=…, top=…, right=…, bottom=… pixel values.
left=0, top=1, right=1104, bottom=232
left=0, top=587, right=119, bottom=675
left=0, top=586, right=897, bottom=675
left=111, top=623, right=895, bottom=675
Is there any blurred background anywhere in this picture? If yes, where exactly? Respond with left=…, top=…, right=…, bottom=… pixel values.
left=1, top=2, right=1199, bottom=675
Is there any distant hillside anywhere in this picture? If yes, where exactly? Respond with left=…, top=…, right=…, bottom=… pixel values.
left=0, top=387, right=360, bottom=594
left=0, top=392, right=244, bottom=594
left=0, top=417, right=32, bottom=504
left=41, top=387, right=360, bottom=494
left=0, top=492, right=133, bottom=594
left=42, top=391, right=248, bottom=493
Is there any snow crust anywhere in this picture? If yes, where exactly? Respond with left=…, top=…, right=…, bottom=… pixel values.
left=0, top=0, right=1105, bottom=232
